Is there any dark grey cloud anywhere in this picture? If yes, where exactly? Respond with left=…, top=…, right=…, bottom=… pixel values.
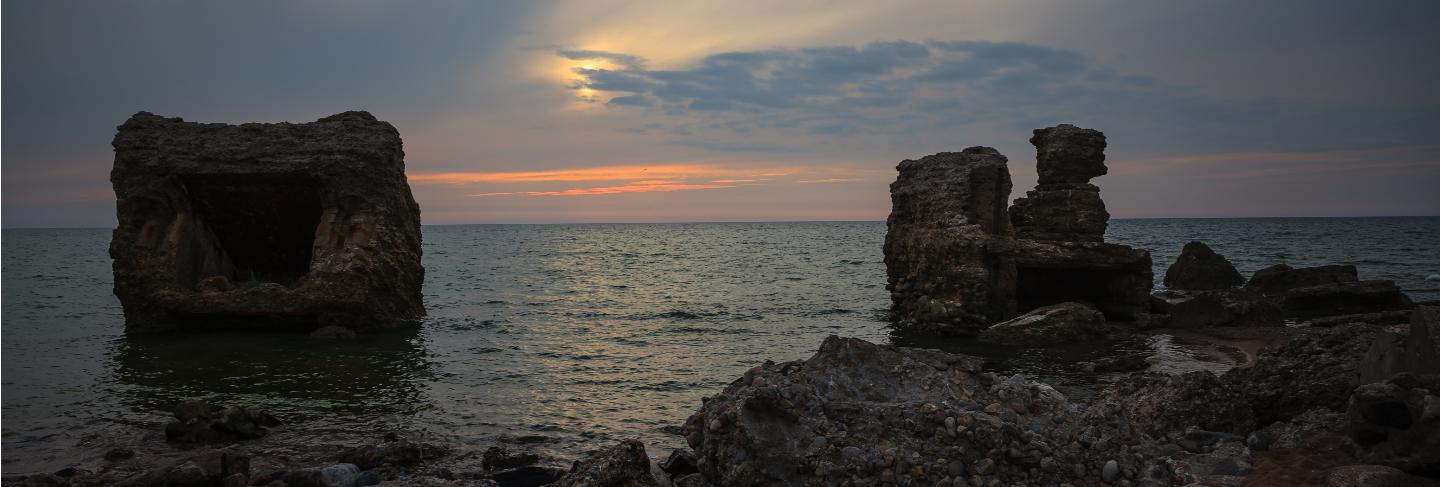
left=561, top=40, right=1440, bottom=155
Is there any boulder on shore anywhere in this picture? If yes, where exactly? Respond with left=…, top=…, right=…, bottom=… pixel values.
left=1159, top=288, right=1283, bottom=328
left=109, top=111, right=424, bottom=333
left=553, top=439, right=656, bottom=487
left=978, top=301, right=1107, bottom=345
left=1280, top=281, right=1414, bottom=321
left=1245, top=264, right=1358, bottom=295
left=1163, top=241, right=1244, bottom=291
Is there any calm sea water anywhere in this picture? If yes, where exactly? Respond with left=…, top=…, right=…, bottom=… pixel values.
left=3, top=218, right=1437, bottom=473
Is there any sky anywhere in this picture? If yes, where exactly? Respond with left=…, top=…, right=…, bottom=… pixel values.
left=3, top=0, right=1439, bottom=227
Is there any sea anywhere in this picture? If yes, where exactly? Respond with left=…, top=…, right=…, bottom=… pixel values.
left=3, top=217, right=1438, bottom=473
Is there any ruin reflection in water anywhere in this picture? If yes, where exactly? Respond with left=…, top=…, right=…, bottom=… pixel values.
left=108, top=328, right=433, bottom=429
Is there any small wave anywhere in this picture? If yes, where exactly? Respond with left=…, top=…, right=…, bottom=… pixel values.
left=1427, top=274, right=1440, bottom=282
left=656, top=310, right=704, bottom=320
left=663, top=325, right=755, bottom=335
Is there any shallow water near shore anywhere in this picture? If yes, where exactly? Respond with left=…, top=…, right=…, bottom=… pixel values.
left=3, top=217, right=1438, bottom=473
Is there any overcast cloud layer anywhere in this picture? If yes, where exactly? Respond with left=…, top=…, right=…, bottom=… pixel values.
left=4, top=0, right=1438, bottom=226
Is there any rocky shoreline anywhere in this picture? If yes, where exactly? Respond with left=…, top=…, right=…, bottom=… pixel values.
left=7, top=302, right=1438, bottom=486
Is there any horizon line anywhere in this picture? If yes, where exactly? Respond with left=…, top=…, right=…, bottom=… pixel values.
left=3, top=214, right=1437, bottom=231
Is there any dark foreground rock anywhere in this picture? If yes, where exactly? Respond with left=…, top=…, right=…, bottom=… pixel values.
left=682, top=335, right=1175, bottom=486
left=1346, top=374, right=1440, bottom=476
left=977, top=301, right=1107, bottom=345
left=109, top=111, right=424, bottom=332
left=553, top=439, right=655, bottom=487
left=1163, top=241, right=1244, bottom=291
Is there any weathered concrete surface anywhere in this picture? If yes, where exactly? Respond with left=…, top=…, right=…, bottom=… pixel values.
left=109, top=111, right=424, bottom=332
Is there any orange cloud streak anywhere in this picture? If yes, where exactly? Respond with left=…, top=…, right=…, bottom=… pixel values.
left=410, top=164, right=782, bottom=184
left=470, top=180, right=736, bottom=197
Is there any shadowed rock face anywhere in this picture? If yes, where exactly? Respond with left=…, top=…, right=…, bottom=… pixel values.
left=884, top=126, right=1151, bottom=335
left=109, top=111, right=423, bottom=332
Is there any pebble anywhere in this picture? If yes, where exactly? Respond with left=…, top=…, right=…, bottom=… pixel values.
left=1102, top=459, right=1119, bottom=482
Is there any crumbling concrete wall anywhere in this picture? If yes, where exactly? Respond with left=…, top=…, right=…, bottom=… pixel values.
left=109, top=111, right=424, bottom=332
left=884, top=125, right=1151, bottom=335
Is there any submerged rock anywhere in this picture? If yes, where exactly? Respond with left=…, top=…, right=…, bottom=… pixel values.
left=1164, top=241, right=1244, bottom=291
left=978, top=301, right=1107, bottom=345
left=109, top=111, right=424, bottom=333
left=164, top=400, right=280, bottom=444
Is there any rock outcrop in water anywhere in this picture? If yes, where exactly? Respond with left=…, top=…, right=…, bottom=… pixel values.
left=884, top=125, right=1151, bottom=335
left=109, top=111, right=424, bottom=332
left=1164, top=241, right=1244, bottom=291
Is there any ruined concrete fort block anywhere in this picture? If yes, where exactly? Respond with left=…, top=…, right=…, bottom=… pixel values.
left=109, top=111, right=424, bottom=332
left=885, top=126, right=1151, bottom=336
